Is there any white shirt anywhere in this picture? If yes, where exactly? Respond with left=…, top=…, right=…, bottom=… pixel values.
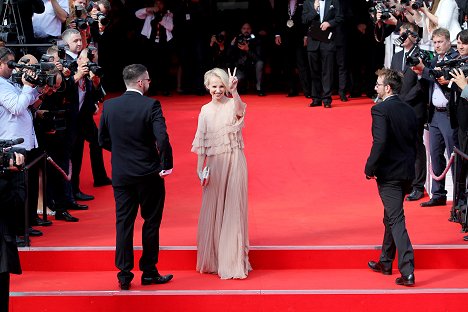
left=319, top=0, right=325, bottom=23
left=32, top=0, right=69, bottom=38
left=0, top=77, right=40, bottom=150
left=135, top=8, right=173, bottom=42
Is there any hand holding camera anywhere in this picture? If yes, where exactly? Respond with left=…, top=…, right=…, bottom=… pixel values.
left=450, top=68, right=468, bottom=90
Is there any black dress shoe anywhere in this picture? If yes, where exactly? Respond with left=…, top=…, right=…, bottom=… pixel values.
left=339, top=92, right=348, bottom=102
left=368, top=261, right=392, bottom=275
left=257, top=89, right=266, bottom=96
left=55, top=211, right=79, bottom=222
left=395, top=273, right=415, bottom=286
left=305, top=94, right=312, bottom=99
left=287, top=91, right=298, bottom=97
left=406, top=189, right=424, bottom=201
left=28, top=227, right=43, bottom=237
left=309, top=101, right=322, bottom=107
left=68, top=201, right=88, bottom=210
left=94, top=177, right=112, bottom=187
left=420, top=197, right=447, bottom=207
left=33, top=217, right=52, bottom=226
left=16, top=236, right=30, bottom=247
left=141, top=274, right=173, bottom=285
left=324, top=102, right=332, bottom=108
left=119, top=281, right=131, bottom=290
left=464, top=235, right=468, bottom=241
left=74, top=191, right=95, bottom=201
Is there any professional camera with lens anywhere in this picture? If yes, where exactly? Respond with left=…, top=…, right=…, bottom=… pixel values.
left=37, top=110, right=67, bottom=135
left=236, top=33, right=255, bottom=45
left=0, top=24, right=18, bottom=43
left=8, top=60, right=57, bottom=87
left=368, top=1, right=395, bottom=21
left=412, top=0, right=429, bottom=10
left=0, top=139, right=25, bottom=174
left=67, top=60, right=103, bottom=77
left=406, top=47, right=432, bottom=67
left=429, top=58, right=468, bottom=80
left=215, top=33, right=225, bottom=42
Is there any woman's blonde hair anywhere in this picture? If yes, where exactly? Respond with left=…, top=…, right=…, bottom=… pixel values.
left=204, top=68, right=230, bottom=92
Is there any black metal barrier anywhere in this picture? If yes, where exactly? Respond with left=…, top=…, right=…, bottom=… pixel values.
left=23, top=152, right=47, bottom=247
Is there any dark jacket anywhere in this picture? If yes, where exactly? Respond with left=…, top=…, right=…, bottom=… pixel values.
left=390, top=49, right=427, bottom=123
left=421, top=48, right=459, bottom=127
left=365, top=95, right=418, bottom=181
left=302, top=0, right=343, bottom=50
left=99, top=91, right=173, bottom=186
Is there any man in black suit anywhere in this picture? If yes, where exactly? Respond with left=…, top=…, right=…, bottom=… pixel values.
left=99, top=64, right=173, bottom=290
left=365, top=68, right=417, bottom=287
left=390, top=23, right=427, bottom=202
left=273, top=0, right=311, bottom=98
left=302, top=0, right=342, bottom=108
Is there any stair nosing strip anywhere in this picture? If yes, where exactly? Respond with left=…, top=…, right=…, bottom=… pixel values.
left=19, top=245, right=468, bottom=252
left=11, top=288, right=468, bottom=297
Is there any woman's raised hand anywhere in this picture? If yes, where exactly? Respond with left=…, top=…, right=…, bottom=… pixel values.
left=227, top=67, right=238, bottom=93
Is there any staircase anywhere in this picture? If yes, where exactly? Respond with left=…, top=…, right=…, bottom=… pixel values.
left=10, top=245, right=468, bottom=312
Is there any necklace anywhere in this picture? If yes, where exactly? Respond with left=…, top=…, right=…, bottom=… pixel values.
left=287, top=0, right=298, bottom=28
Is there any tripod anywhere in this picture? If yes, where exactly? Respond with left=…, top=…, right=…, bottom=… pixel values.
left=1, top=0, right=26, bottom=53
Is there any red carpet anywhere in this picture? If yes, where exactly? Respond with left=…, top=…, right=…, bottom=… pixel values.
left=11, top=94, right=468, bottom=312
left=28, top=93, right=466, bottom=247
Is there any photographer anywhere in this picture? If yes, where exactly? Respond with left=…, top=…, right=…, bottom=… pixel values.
left=0, top=48, right=46, bottom=239
left=227, top=22, right=266, bottom=96
left=64, top=45, right=110, bottom=202
left=135, top=0, right=173, bottom=96
left=448, top=30, right=468, bottom=235
left=209, top=30, right=228, bottom=70
left=0, top=148, right=25, bottom=312
left=413, top=0, right=462, bottom=46
left=412, top=27, right=460, bottom=207
left=32, top=0, right=69, bottom=56
left=390, top=23, right=428, bottom=202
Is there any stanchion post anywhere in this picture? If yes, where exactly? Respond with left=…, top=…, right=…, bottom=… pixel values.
left=42, top=154, right=48, bottom=222
left=23, top=166, right=30, bottom=247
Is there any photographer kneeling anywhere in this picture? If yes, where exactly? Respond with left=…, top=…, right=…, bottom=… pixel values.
left=0, top=147, right=25, bottom=312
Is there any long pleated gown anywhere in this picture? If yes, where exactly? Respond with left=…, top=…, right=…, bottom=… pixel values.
left=191, top=98, right=251, bottom=279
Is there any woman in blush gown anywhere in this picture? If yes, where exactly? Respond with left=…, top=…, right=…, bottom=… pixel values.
left=191, top=67, right=251, bottom=279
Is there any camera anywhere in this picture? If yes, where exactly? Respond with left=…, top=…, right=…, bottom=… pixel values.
left=406, top=47, right=432, bottom=67
left=0, top=139, right=25, bottom=174
left=0, top=24, right=18, bottom=43
left=73, top=18, right=89, bottom=30
left=67, top=60, right=103, bottom=77
left=236, top=33, right=255, bottom=45
left=429, top=57, right=468, bottom=80
left=37, top=110, right=67, bottom=135
left=8, top=60, right=57, bottom=87
left=412, top=0, right=429, bottom=10
left=368, top=1, right=396, bottom=22
left=215, top=33, right=225, bottom=42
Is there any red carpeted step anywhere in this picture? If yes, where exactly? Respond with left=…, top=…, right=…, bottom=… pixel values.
left=18, top=247, right=468, bottom=271
left=11, top=269, right=468, bottom=312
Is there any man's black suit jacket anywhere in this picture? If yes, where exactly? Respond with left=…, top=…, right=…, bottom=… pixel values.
left=302, top=0, right=343, bottom=51
left=273, top=0, right=306, bottom=46
left=390, top=50, right=427, bottom=123
left=365, top=95, right=417, bottom=181
left=98, top=91, right=173, bottom=186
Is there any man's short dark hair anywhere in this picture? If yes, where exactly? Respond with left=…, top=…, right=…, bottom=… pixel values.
left=0, top=47, right=14, bottom=63
left=432, top=28, right=451, bottom=41
left=457, top=29, right=468, bottom=44
left=375, top=68, right=403, bottom=94
left=401, top=22, right=419, bottom=33
left=123, top=64, right=147, bottom=84
left=97, top=0, right=111, bottom=12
